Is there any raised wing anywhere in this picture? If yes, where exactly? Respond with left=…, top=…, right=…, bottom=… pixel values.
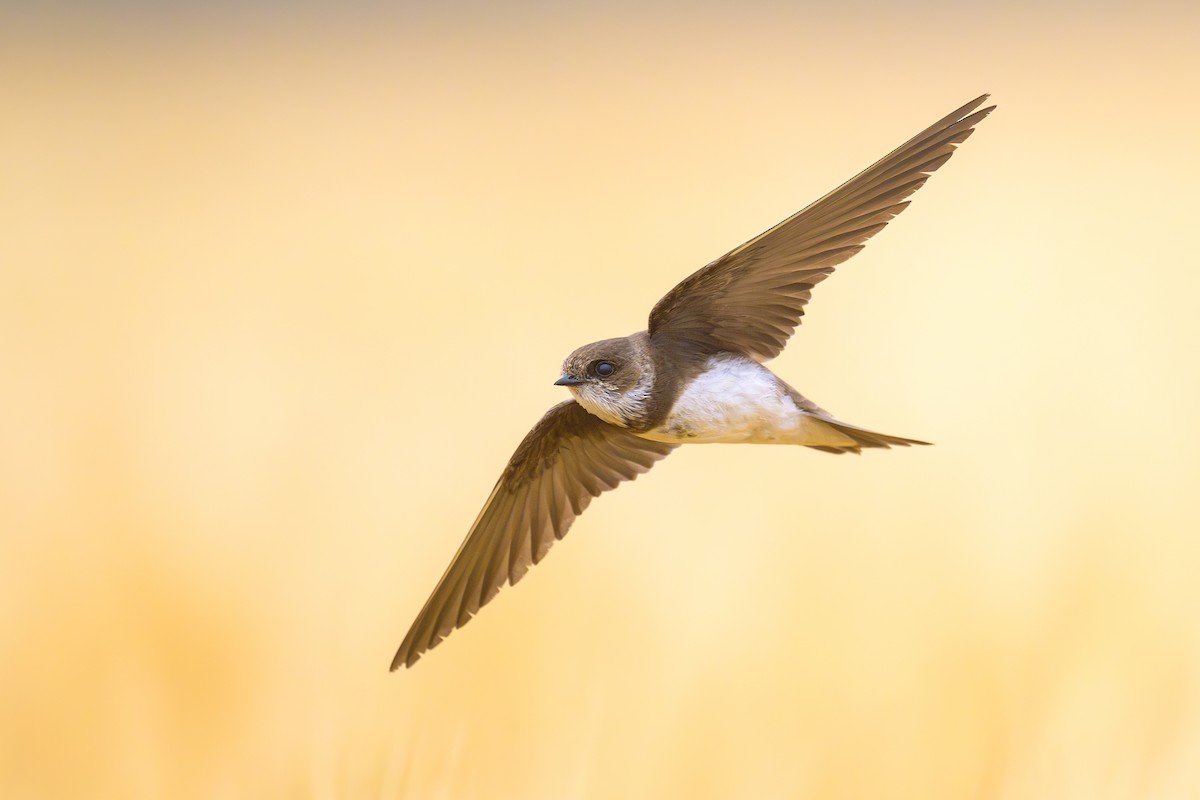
left=648, top=94, right=994, bottom=362
left=391, top=400, right=677, bottom=669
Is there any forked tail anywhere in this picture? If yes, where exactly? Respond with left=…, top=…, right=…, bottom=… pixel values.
left=804, top=416, right=931, bottom=455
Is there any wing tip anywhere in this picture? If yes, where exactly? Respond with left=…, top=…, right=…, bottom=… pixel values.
left=962, top=92, right=993, bottom=112
left=969, top=95, right=998, bottom=120
left=390, top=636, right=423, bottom=671
left=391, top=628, right=446, bottom=670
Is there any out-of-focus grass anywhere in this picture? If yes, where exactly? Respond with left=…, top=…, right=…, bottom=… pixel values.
left=2, top=5, right=1199, bottom=798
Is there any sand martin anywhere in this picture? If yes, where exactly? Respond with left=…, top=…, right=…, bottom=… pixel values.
left=392, top=95, right=994, bottom=669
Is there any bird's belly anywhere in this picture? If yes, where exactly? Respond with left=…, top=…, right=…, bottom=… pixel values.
left=640, top=356, right=813, bottom=444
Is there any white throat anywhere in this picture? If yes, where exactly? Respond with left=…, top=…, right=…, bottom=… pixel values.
left=572, top=361, right=655, bottom=429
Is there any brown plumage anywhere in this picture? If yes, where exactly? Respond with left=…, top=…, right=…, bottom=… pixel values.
left=649, top=95, right=994, bottom=362
left=392, top=95, right=993, bottom=669
left=392, top=402, right=675, bottom=669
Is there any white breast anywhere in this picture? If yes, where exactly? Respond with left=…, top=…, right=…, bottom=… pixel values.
left=643, top=355, right=809, bottom=444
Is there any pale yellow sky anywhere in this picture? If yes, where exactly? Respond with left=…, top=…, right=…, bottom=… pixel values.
left=2, top=5, right=1199, bottom=798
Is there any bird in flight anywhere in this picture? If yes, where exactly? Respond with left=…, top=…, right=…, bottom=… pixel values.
left=392, top=94, right=994, bottom=669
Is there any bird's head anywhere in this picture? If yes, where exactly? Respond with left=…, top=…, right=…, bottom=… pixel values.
left=555, top=336, right=653, bottom=428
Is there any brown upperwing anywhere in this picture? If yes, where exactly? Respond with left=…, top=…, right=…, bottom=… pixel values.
left=392, top=400, right=677, bottom=669
left=648, top=95, right=995, bottom=363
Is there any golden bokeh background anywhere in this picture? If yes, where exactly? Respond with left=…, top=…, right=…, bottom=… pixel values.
left=3, top=2, right=1199, bottom=797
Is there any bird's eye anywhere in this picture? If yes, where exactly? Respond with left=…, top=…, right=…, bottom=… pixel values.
left=593, top=361, right=616, bottom=378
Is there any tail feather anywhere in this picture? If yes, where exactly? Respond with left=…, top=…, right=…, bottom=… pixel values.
left=781, top=384, right=930, bottom=455
left=804, top=416, right=930, bottom=455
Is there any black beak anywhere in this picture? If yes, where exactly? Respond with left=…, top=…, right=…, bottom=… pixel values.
left=554, top=375, right=585, bottom=386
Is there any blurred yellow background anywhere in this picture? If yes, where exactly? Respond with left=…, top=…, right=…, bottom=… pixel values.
left=2, top=2, right=1199, bottom=797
